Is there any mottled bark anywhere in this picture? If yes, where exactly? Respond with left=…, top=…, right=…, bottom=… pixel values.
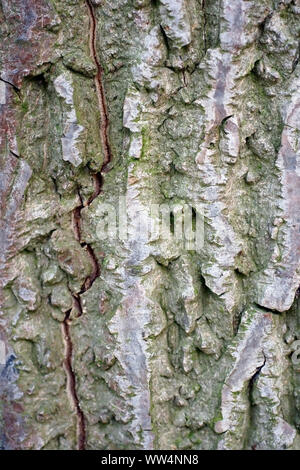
left=0, top=0, right=300, bottom=450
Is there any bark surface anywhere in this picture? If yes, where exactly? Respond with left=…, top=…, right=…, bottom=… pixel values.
left=0, top=0, right=300, bottom=450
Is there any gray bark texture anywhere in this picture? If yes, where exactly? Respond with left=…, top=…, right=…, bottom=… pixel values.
left=0, top=0, right=300, bottom=450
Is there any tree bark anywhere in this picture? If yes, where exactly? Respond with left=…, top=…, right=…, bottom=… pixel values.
left=0, top=0, right=300, bottom=450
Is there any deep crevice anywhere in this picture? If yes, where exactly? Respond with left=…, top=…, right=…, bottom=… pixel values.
left=249, top=353, right=266, bottom=392
left=292, top=40, right=300, bottom=73
left=254, top=302, right=281, bottom=315
left=86, top=0, right=112, bottom=171
left=160, top=24, right=170, bottom=57
left=62, top=313, right=86, bottom=450
left=0, top=76, right=20, bottom=93
left=9, top=150, right=21, bottom=159
left=248, top=353, right=266, bottom=449
left=62, top=0, right=113, bottom=451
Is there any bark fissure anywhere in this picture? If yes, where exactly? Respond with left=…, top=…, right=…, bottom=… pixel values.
left=61, top=314, right=86, bottom=450
left=9, top=150, right=21, bottom=159
left=61, top=0, right=113, bottom=451
left=254, top=302, right=280, bottom=315
left=0, top=76, right=20, bottom=93
left=249, top=353, right=266, bottom=392
left=248, top=353, right=267, bottom=450
left=86, top=0, right=112, bottom=172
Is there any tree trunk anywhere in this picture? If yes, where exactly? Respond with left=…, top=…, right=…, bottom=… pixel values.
left=0, top=0, right=300, bottom=450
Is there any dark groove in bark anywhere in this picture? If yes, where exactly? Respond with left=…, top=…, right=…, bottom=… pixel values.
left=80, top=244, right=100, bottom=292
left=248, top=353, right=267, bottom=449
left=9, top=150, right=21, bottom=159
left=62, top=0, right=113, bottom=451
left=88, top=172, right=103, bottom=205
left=62, top=313, right=86, bottom=450
left=254, top=302, right=281, bottom=315
left=86, top=0, right=112, bottom=173
left=292, top=40, right=300, bottom=73
left=0, top=77, right=20, bottom=93
left=249, top=354, right=266, bottom=391
left=160, top=24, right=170, bottom=57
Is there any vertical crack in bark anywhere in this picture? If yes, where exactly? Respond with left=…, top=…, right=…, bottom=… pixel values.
left=249, top=353, right=266, bottom=392
left=61, top=314, right=86, bottom=450
left=61, top=0, right=113, bottom=451
left=0, top=76, right=20, bottom=93
left=86, top=0, right=112, bottom=173
left=248, top=353, right=266, bottom=449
